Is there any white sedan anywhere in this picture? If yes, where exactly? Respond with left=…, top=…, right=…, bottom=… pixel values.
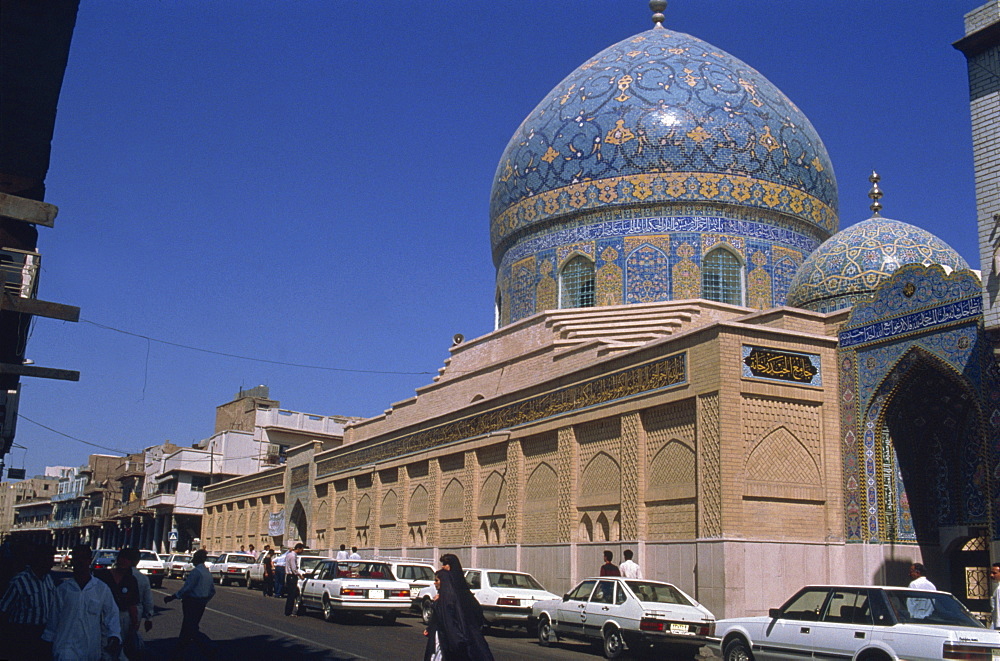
left=416, top=567, right=558, bottom=630
left=715, top=584, right=1000, bottom=661
left=295, top=560, right=411, bottom=624
left=532, top=577, right=716, bottom=659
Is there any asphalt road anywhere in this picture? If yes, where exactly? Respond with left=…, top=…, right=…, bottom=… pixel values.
left=48, top=571, right=719, bottom=660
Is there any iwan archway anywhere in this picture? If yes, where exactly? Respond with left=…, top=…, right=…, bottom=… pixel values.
left=838, top=265, right=998, bottom=611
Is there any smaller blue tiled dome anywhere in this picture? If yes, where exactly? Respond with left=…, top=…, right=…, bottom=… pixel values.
left=786, top=216, right=970, bottom=312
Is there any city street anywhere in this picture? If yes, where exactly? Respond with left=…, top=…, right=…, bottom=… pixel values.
left=130, top=576, right=720, bottom=661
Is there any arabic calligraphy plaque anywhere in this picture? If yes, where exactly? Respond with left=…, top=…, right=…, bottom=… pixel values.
left=742, top=345, right=821, bottom=385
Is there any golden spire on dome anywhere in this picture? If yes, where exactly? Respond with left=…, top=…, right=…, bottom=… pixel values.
left=650, top=0, right=667, bottom=27
left=868, top=171, right=883, bottom=217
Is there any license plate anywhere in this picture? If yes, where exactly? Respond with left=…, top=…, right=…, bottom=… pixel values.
left=368, top=589, right=385, bottom=599
left=670, top=623, right=690, bottom=634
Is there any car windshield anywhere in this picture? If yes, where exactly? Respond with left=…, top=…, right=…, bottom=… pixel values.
left=487, top=572, right=544, bottom=590
left=173, top=555, right=191, bottom=562
left=95, top=550, right=117, bottom=560
left=228, top=555, right=255, bottom=564
left=626, top=581, right=694, bottom=606
left=139, top=552, right=159, bottom=561
left=397, top=565, right=435, bottom=581
left=300, top=557, right=325, bottom=573
left=884, top=590, right=984, bottom=628
left=205, top=555, right=219, bottom=563
left=333, top=561, right=394, bottom=579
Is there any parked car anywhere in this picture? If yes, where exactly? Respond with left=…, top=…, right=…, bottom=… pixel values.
left=56, top=548, right=72, bottom=567
left=164, top=553, right=192, bottom=579
left=714, top=584, right=1000, bottom=661
left=295, top=559, right=411, bottom=624
left=532, top=577, right=716, bottom=659
left=181, top=554, right=218, bottom=579
left=247, top=553, right=327, bottom=590
left=91, top=548, right=118, bottom=571
left=209, top=553, right=256, bottom=586
left=135, top=550, right=167, bottom=589
left=376, top=558, right=436, bottom=610
left=417, top=567, right=559, bottom=630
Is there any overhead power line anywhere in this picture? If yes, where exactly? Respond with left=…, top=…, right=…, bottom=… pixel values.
left=80, top=318, right=437, bottom=375
left=18, top=414, right=132, bottom=455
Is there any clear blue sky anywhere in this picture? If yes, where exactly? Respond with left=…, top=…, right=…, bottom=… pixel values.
left=12, top=1, right=984, bottom=477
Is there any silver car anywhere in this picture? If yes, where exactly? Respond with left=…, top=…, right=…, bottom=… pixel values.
left=532, top=576, right=716, bottom=659
left=715, top=584, right=1000, bottom=661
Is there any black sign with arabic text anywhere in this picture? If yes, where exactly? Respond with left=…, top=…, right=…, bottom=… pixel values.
left=743, top=347, right=818, bottom=384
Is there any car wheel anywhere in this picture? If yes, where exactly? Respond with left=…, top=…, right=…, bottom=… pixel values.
left=538, top=615, right=556, bottom=647
left=603, top=627, right=625, bottom=660
left=294, top=595, right=306, bottom=615
left=382, top=612, right=397, bottom=625
left=421, top=598, right=434, bottom=625
left=246, top=576, right=254, bottom=589
left=723, top=637, right=754, bottom=661
left=322, top=596, right=335, bottom=622
left=152, top=580, right=162, bottom=589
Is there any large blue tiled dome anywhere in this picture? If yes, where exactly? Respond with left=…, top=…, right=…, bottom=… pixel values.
left=490, top=25, right=837, bottom=258
left=786, top=216, right=970, bottom=313
left=489, top=20, right=839, bottom=326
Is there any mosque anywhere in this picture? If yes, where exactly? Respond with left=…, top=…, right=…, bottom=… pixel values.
left=202, top=2, right=1000, bottom=617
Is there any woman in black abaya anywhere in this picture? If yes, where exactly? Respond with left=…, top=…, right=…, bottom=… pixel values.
left=424, top=554, right=494, bottom=661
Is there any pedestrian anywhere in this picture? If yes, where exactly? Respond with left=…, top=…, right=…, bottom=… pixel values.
left=990, top=563, right=1000, bottom=629
left=248, top=544, right=255, bottom=556
left=95, top=548, right=141, bottom=660
left=43, top=544, right=122, bottom=661
left=336, top=544, right=349, bottom=560
left=284, top=543, right=305, bottom=616
left=273, top=547, right=287, bottom=598
left=349, top=546, right=362, bottom=560
left=262, top=549, right=275, bottom=597
left=433, top=553, right=494, bottom=660
left=422, top=571, right=442, bottom=661
left=164, top=548, right=216, bottom=659
left=619, top=549, right=642, bottom=579
left=239, top=544, right=247, bottom=554
left=906, top=562, right=935, bottom=620
left=121, top=548, right=154, bottom=660
left=599, top=550, right=621, bottom=576
left=0, top=542, right=56, bottom=660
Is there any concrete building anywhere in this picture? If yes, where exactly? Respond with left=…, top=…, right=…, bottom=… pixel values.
left=0, top=470, right=62, bottom=540
left=201, top=4, right=1000, bottom=620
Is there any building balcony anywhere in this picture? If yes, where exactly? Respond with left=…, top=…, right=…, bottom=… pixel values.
left=116, top=461, right=145, bottom=479
left=50, top=491, right=83, bottom=503
left=145, top=493, right=176, bottom=508
left=50, top=518, right=79, bottom=529
left=119, top=499, right=149, bottom=518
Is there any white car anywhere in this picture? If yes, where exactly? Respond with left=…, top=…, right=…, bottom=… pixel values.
left=295, top=559, right=411, bottom=624
left=376, top=558, right=436, bottom=610
left=417, top=567, right=559, bottom=629
left=715, top=584, right=1000, bottom=661
left=209, top=552, right=256, bottom=586
left=181, top=554, right=218, bottom=580
left=532, top=576, right=716, bottom=659
left=164, top=553, right=192, bottom=579
left=135, top=550, right=167, bottom=589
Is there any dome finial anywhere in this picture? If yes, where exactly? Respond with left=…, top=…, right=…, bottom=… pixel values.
left=650, top=0, right=667, bottom=27
left=868, top=170, right=883, bottom=217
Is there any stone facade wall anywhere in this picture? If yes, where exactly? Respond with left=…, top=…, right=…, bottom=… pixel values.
left=202, top=307, right=842, bottom=617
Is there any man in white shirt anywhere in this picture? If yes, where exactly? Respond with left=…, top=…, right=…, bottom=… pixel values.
left=349, top=546, right=362, bottom=561
left=42, top=545, right=121, bottom=661
left=335, top=544, right=349, bottom=560
left=619, top=549, right=642, bottom=579
left=283, top=543, right=305, bottom=616
left=906, top=562, right=936, bottom=619
left=990, top=563, right=1000, bottom=629
left=121, top=548, right=154, bottom=656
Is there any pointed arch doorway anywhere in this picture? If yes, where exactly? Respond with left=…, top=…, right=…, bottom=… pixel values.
left=873, top=354, right=988, bottom=608
left=289, top=500, right=308, bottom=545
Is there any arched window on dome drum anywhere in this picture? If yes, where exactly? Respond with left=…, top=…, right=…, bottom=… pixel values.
left=559, top=255, right=595, bottom=309
left=702, top=247, right=743, bottom=305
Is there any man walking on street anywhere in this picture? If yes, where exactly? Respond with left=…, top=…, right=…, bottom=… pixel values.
left=0, top=542, right=56, bottom=660
left=121, top=548, right=154, bottom=659
left=164, top=548, right=216, bottom=659
left=284, top=543, right=305, bottom=616
left=619, top=549, right=642, bottom=579
left=336, top=544, right=349, bottom=560
left=349, top=546, right=361, bottom=560
left=43, top=544, right=121, bottom=661
left=599, top=550, right=621, bottom=576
